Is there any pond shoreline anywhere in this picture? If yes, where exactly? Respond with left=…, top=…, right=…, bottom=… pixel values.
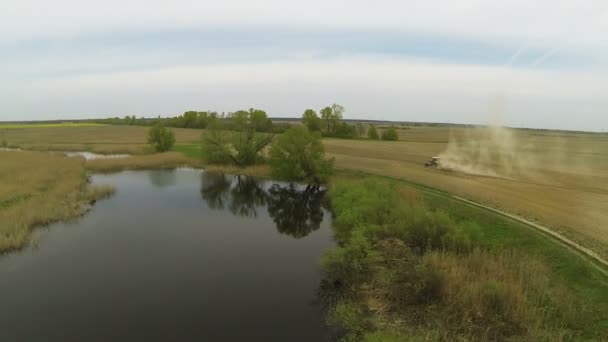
left=0, top=169, right=333, bottom=341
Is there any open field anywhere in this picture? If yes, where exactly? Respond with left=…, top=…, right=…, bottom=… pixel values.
left=1, top=125, right=202, bottom=154
left=324, top=127, right=608, bottom=260
left=3, top=124, right=607, bottom=261
left=0, top=150, right=114, bottom=253
left=0, top=122, right=105, bottom=129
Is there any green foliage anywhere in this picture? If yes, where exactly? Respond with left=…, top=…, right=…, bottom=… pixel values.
left=147, top=123, right=175, bottom=152
left=356, top=123, right=366, bottom=137
left=92, top=109, right=281, bottom=133
left=381, top=127, right=399, bottom=141
left=302, top=109, right=322, bottom=131
left=269, top=126, right=333, bottom=184
left=362, top=330, right=404, bottom=342
left=317, top=103, right=357, bottom=138
left=329, top=180, right=400, bottom=237
left=332, top=122, right=358, bottom=139
left=367, top=125, right=379, bottom=139
left=322, top=177, right=604, bottom=340
left=321, top=229, right=378, bottom=285
left=201, top=115, right=273, bottom=167
left=327, top=300, right=366, bottom=339
left=320, top=106, right=333, bottom=132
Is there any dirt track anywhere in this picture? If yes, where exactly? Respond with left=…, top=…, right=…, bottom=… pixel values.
left=450, top=195, right=608, bottom=277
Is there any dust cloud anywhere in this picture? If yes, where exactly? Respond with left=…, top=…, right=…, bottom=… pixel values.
left=438, top=99, right=537, bottom=179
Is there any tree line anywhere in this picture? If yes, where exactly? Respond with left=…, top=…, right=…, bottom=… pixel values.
left=100, top=104, right=399, bottom=141
left=146, top=104, right=399, bottom=185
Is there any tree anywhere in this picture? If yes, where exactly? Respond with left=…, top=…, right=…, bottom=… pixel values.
left=368, top=124, right=379, bottom=139
left=270, top=126, right=333, bottom=184
left=356, top=123, right=366, bottom=137
left=201, top=109, right=273, bottom=167
left=381, top=127, right=399, bottom=141
left=249, top=108, right=272, bottom=132
left=320, top=106, right=333, bottom=132
left=302, top=109, right=321, bottom=131
left=148, top=123, right=175, bottom=152
left=330, top=103, right=345, bottom=132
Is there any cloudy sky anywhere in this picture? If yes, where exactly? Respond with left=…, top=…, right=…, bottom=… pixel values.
left=1, top=1, right=607, bottom=131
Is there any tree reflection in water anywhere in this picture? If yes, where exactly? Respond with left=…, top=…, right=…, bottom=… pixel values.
left=267, top=184, right=325, bottom=239
left=200, top=172, right=325, bottom=238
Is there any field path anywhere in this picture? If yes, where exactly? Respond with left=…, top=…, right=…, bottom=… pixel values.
left=450, top=195, right=608, bottom=277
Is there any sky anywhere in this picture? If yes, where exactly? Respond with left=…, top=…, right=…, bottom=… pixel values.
left=1, top=1, right=607, bottom=131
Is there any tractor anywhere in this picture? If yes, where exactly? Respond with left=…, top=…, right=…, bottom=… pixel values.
left=424, top=157, right=440, bottom=168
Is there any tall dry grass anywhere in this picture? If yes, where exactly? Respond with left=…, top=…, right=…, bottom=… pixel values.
left=424, top=249, right=578, bottom=341
left=0, top=151, right=114, bottom=253
left=84, top=152, right=202, bottom=173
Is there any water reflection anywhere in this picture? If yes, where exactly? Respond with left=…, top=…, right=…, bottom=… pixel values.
left=148, top=170, right=178, bottom=188
left=200, top=172, right=326, bottom=238
left=268, top=184, right=325, bottom=239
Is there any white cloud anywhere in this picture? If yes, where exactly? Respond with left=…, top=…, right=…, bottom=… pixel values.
left=1, top=1, right=607, bottom=130
left=3, top=57, right=606, bottom=131
left=2, top=0, right=607, bottom=50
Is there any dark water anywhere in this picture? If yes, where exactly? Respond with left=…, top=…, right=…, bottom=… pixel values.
left=0, top=169, right=334, bottom=341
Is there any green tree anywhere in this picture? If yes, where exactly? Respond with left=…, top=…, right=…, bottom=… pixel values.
left=302, top=109, right=321, bottom=131
left=270, top=126, right=333, bottom=184
left=381, top=127, right=399, bottom=141
left=368, top=124, right=379, bottom=139
left=320, top=106, right=333, bottom=132
left=202, top=109, right=273, bottom=167
left=249, top=108, right=272, bottom=132
left=356, top=123, right=366, bottom=137
left=330, top=103, right=345, bottom=132
left=148, top=123, right=175, bottom=152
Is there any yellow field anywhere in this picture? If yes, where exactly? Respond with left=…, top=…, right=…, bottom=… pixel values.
left=1, top=125, right=201, bottom=154
left=3, top=124, right=607, bottom=259
left=0, top=122, right=105, bottom=129
left=0, top=150, right=114, bottom=253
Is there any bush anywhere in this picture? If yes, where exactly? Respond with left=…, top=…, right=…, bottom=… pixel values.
left=381, top=127, right=399, bottom=141
left=367, top=125, right=379, bottom=139
left=321, top=230, right=378, bottom=286
left=147, top=123, right=175, bottom=152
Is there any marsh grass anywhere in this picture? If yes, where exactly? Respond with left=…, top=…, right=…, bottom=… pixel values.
left=84, top=152, right=202, bottom=173
left=0, top=151, right=115, bottom=253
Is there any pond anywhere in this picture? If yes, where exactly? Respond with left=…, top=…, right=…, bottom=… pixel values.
left=0, top=169, right=334, bottom=341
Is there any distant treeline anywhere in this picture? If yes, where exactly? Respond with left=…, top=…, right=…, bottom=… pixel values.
left=11, top=114, right=600, bottom=136
left=92, top=110, right=292, bottom=133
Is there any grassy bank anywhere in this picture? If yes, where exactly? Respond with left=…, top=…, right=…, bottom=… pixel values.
left=0, top=151, right=114, bottom=253
left=322, top=176, right=608, bottom=341
left=84, top=152, right=202, bottom=173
